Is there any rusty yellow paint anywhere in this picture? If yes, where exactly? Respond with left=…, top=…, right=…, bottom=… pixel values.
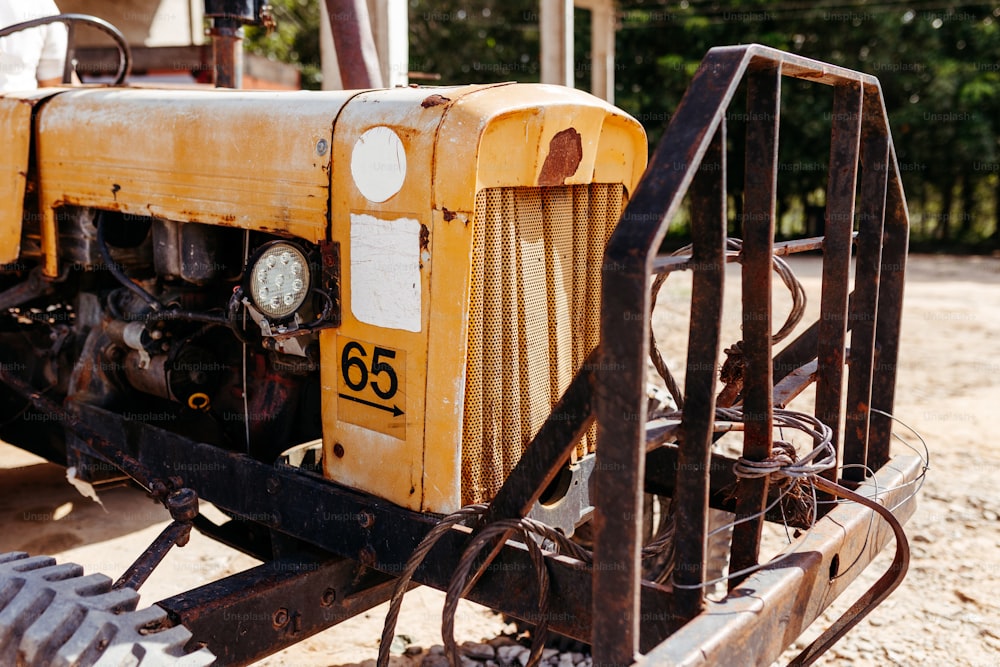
left=322, top=85, right=467, bottom=510
left=0, top=89, right=65, bottom=266
left=321, top=84, right=647, bottom=512
left=433, top=83, right=647, bottom=213
left=12, top=81, right=642, bottom=512
left=418, top=204, right=474, bottom=513
left=35, top=88, right=357, bottom=274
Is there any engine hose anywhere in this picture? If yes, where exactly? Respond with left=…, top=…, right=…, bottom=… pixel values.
left=150, top=309, right=230, bottom=325
left=226, top=287, right=250, bottom=344
left=301, top=287, right=335, bottom=332
left=96, top=214, right=242, bottom=330
left=95, top=211, right=163, bottom=312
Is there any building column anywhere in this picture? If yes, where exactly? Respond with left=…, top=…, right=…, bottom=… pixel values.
left=541, top=0, right=574, bottom=87
left=587, top=0, right=615, bottom=103
left=320, top=0, right=408, bottom=90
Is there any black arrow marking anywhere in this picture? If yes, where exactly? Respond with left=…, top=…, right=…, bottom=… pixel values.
left=338, top=393, right=404, bottom=417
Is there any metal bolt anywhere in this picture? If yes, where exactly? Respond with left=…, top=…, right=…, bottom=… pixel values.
left=316, top=138, right=329, bottom=156
left=320, top=588, right=337, bottom=607
left=272, top=608, right=290, bottom=629
left=166, top=488, right=199, bottom=523
left=333, top=443, right=345, bottom=458
left=149, top=479, right=168, bottom=500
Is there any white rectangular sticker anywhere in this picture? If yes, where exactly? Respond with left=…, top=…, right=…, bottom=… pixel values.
left=350, top=213, right=422, bottom=332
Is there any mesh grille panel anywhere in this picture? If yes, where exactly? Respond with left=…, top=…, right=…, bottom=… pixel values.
left=462, top=184, right=625, bottom=505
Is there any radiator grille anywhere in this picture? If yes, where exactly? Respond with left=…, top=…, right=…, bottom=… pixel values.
left=462, top=183, right=624, bottom=505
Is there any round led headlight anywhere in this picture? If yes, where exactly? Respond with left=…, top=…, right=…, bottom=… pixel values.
left=247, top=242, right=312, bottom=321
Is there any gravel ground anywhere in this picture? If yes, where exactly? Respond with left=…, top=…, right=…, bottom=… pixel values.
left=1, top=254, right=998, bottom=666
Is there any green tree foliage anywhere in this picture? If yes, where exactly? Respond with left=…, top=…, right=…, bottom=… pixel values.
left=245, top=0, right=323, bottom=88
left=409, top=1, right=540, bottom=83
left=608, top=1, right=1000, bottom=246
left=246, top=0, right=1000, bottom=247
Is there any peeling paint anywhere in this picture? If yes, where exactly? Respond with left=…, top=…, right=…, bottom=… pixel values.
left=350, top=213, right=422, bottom=333
left=419, top=223, right=430, bottom=251
left=420, top=94, right=451, bottom=108
left=538, top=127, right=583, bottom=186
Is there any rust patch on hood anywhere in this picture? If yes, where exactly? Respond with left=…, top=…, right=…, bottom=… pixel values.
left=421, top=94, right=451, bottom=108
left=538, top=128, right=583, bottom=186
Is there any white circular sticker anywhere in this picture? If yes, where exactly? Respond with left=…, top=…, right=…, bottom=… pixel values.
left=350, top=126, right=407, bottom=203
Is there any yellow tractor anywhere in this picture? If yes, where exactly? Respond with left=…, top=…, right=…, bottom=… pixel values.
left=0, top=6, right=921, bottom=666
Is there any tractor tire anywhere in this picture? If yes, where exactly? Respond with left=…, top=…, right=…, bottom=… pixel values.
left=0, top=551, right=216, bottom=666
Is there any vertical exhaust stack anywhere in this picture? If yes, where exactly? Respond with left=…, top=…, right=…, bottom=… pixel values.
left=204, top=0, right=270, bottom=88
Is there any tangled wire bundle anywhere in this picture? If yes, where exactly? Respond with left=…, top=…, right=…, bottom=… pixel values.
left=375, top=241, right=926, bottom=666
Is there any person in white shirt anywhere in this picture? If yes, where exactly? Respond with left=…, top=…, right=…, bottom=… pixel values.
left=0, top=0, right=68, bottom=91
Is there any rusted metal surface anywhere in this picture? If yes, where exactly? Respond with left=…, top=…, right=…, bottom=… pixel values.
left=672, top=126, right=726, bottom=619
left=842, top=85, right=890, bottom=482
left=112, top=487, right=199, bottom=593
left=867, top=135, right=911, bottom=473
left=204, top=1, right=267, bottom=88
left=635, top=454, right=921, bottom=666
left=814, top=81, right=863, bottom=505
left=35, top=88, right=347, bottom=251
left=595, top=45, right=746, bottom=664
left=0, top=367, right=162, bottom=495
left=156, top=556, right=399, bottom=666
left=773, top=360, right=819, bottom=408
left=420, top=93, right=451, bottom=108
left=537, top=128, right=585, bottom=186
left=65, top=402, right=687, bottom=647
left=595, top=45, right=745, bottom=666
left=789, top=473, right=911, bottom=665
left=728, top=63, right=780, bottom=584
left=209, top=22, right=244, bottom=88
left=113, top=520, right=192, bottom=591
left=597, top=43, right=910, bottom=663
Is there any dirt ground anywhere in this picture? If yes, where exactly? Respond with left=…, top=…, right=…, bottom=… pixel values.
left=1, top=253, right=999, bottom=666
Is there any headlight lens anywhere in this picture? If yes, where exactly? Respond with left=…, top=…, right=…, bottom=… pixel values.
left=248, top=242, right=311, bottom=320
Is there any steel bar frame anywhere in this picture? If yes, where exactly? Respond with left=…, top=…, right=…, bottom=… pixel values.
left=595, top=44, right=909, bottom=664
left=728, top=61, right=780, bottom=584
left=65, top=403, right=686, bottom=650
left=156, top=556, right=399, bottom=666
left=634, top=454, right=921, bottom=665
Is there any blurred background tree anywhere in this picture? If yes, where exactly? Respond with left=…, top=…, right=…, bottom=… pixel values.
left=245, top=0, right=323, bottom=88
left=247, top=0, right=1000, bottom=250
